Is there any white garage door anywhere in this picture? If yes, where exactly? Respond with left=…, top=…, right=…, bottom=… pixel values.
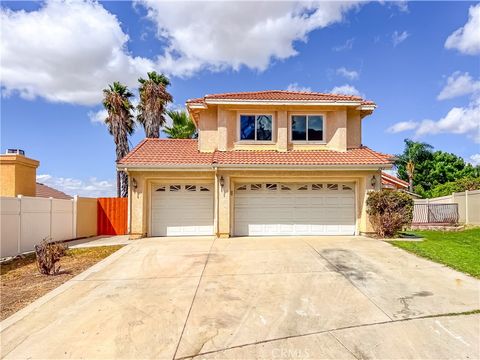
left=151, top=184, right=214, bottom=236
left=234, top=183, right=355, bottom=236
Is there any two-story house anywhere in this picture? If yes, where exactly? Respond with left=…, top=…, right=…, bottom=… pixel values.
left=118, top=90, right=393, bottom=238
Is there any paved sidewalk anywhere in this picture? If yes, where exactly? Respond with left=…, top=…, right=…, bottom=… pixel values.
left=66, top=235, right=132, bottom=248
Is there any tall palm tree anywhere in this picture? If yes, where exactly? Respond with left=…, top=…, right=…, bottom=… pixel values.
left=102, top=82, right=135, bottom=197
left=137, top=71, right=173, bottom=138
left=396, top=139, right=433, bottom=192
left=164, top=110, right=197, bottom=139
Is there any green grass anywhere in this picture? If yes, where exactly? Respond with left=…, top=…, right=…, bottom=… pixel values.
left=391, top=228, right=480, bottom=278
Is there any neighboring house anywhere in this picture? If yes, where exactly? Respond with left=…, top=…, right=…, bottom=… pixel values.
left=381, top=172, right=408, bottom=190
left=381, top=172, right=421, bottom=198
left=0, top=150, right=72, bottom=199
left=118, top=90, right=393, bottom=238
left=36, top=182, right=72, bottom=200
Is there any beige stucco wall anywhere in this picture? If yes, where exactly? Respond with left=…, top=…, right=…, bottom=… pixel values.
left=198, top=107, right=218, bottom=152
left=127, top=168, right=381, bottom=237
left=76, top=197, right=97, bottom=238
left=0, top=155, right=39, bottom=197
left=347, top=108, right=362, bottom=148
left=196, top=104, right=362, bottom=153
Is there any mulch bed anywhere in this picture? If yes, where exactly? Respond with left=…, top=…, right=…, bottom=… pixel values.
left=0, top=246, right=123, bottom=321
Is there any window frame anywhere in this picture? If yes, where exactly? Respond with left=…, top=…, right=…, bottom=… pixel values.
left=289, top=113, right=326, bottom=144
left=237, top=112, right=275, bottom=143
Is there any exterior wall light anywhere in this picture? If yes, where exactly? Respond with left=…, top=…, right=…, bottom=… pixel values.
left=371, top=175, right=377, bottom=188
left=132, top=177, right=138, bottom=190
left=219, top=176, right=225, bottom=189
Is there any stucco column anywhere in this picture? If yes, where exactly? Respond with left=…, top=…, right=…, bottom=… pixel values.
left=218, top=107, right=228, bottom=151
left=277, top=110, right=288, bottom=152
left=216, top=173, right=231, bottom=238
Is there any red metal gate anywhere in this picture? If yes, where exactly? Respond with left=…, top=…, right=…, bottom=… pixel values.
left=97, top=198, right=128, bottom=235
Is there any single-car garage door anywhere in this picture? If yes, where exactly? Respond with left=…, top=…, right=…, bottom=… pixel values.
left=234, top=182, right=355, bottom=236
left=151, top=184, right=214, bottom=236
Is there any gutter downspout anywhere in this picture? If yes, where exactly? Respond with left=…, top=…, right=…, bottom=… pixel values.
left=213, top=164, right=219, bottom=238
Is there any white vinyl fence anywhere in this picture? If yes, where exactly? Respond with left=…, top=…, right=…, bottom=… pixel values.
left=414, top=190, right=480, bottom=225
left=0, top=196, right=95, bottom=258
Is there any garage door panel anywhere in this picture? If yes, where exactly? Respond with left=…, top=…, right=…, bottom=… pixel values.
left=234, top=182, right=355, bottom=236
left=151, top=184, right=214, bottom=237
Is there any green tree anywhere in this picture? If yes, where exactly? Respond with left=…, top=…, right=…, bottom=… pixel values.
left=429, top=177, right=480, bottom=198
left=395, top=139, right=433, bottom=192
left=396, top=139, right=480, bottom=197
left=164, top=110, right=197, bottom=139
left=102, top=81, right=135, bottom=197
left=137, top=71, right=173, bottom=138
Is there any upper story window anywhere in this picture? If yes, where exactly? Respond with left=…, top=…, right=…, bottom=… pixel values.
left=240, top=114, right=272, bottom=141
left=291, top=115, right=324, bottom=142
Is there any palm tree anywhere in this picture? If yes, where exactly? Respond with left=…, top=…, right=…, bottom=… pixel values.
left=164, top=110, right=197, bottom=139
left=396, top=139, right=433, bottom=192
left=137, top=71, right=173, bottom=138
left=102, top=82, right=135, bottom=197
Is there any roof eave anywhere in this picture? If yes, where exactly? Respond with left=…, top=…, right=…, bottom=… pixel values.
left=204, top=99, right=366, bottom=106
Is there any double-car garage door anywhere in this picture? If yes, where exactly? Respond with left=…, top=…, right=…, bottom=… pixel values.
left=150, top=182, right=356, bottom=237
left=234, top=183, right=355, bottom=236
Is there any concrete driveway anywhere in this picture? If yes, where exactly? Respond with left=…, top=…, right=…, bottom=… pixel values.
left=1, top=236, right=479, bottom=359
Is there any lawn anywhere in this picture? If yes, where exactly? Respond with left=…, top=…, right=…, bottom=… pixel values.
left=1, top=246, right=123, bottom=321
left=391, top=228, right=480, bottom=278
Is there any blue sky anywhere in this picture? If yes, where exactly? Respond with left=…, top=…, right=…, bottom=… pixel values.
left=1, top=1, right=479, bottom=196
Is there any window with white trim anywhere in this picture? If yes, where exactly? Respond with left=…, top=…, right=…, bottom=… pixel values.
left=291, top=115, right=324, bottom=142
left=240, top=114, right=272, bottom=141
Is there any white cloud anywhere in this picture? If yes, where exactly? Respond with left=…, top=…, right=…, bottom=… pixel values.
left=329, top=84, right=362, bottom=97
left=37, top=174, right=116, bottom=198
left=469, top=154, right=480, bottom=166
left=445, top=3, right=480, bottom=55
left=1, top=1, right=154, bottom=106
left=286, top=83, right=312, bottom=92
left=88, top=109, right=108, bottom=124
left=388, top=99, right=480, bottom=143
left=415, top=103, right=480, bottom=143
left=333, top=38, right=355, bottom=51
left=437, top=71, right=480, bottom=100
left=387, top=121, right=418, bottom=133
left=336, top=67, right=359, bottom=80
left=392, top=30, right=410, bottom=46
left=139, top=1, right=364, bottom=76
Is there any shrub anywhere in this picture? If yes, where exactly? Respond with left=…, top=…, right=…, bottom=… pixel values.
left=428, top=177, right=480, bottom=198
left=34, top=238, right=67, bottom=275
left=366, top=190, right=414, bottom=238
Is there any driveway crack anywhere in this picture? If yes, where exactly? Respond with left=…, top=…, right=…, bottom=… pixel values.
left=172, top=237, right=216, bottom=360
left=302, top=239, right=394, bottom=322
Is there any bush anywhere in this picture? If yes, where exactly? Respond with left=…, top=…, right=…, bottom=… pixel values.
left=366, top=190, right=414, bottom=238
left=428, top=177, right=480, bottom=198
left=34, top=238, right=67, bottom=275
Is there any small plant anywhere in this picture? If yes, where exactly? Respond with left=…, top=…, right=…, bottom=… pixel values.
left=366, top=190, right=414, bottom=238
left=34, top=238, right=67, bottom=275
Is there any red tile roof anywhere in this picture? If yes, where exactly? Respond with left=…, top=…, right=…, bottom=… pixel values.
left=118, top=139, right=393, bottom=167
left=119, top=139, right=214, bottom=166
left=381, top=172, right=409, bottom=188
left=36, top=183, right=73, bottom=200
left=187, top=90, right=375, bottom=106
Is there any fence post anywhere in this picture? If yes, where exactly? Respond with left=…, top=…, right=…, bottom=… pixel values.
left=17, top=195, right=22, bottom=254
left=73, top=196, right=78, bottom=239
left=465, top=190, right=470, bottom=225
left=49, top=197, right=53, bottom=241
left=426, top=198, right=430, bottom=223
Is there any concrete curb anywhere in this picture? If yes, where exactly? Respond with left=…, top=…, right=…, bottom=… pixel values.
left=0, top=243, right=133, bottom=332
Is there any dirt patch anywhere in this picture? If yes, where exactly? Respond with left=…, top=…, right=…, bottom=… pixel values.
left=1, top=246, right=123, bottom=321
